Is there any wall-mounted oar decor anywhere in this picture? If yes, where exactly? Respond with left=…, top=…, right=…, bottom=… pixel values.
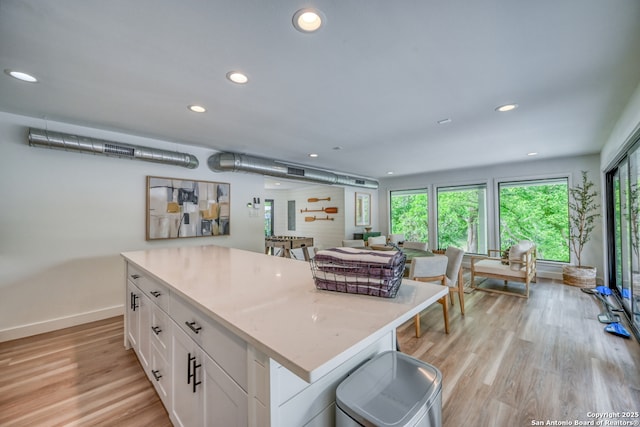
left=307, top=197, right=330, bottom=202
left=305, top=216, right=335, bottom=222
left=300, top=207, right=339, bottom=214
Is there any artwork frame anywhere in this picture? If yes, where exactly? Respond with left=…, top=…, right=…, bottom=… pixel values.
left=146, top=176, right=230, bottom=240
left=355, top=192, right=371, bottom=226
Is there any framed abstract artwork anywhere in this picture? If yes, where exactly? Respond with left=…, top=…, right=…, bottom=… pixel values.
left=146, top=176, right=230, bottom=240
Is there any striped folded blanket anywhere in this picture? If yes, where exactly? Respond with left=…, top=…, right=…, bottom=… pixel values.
left=314, top=247, right=405, bottom=265
left=313, top=247, right=405, bottom=279
left=311, top=247, right=406, bottom=297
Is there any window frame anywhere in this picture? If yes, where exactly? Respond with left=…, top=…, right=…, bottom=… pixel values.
left=435, top=182, right=488, bottom=255
left=389, top=188, right=429, bottom=245
left=495, top=173, right=571, bottom=263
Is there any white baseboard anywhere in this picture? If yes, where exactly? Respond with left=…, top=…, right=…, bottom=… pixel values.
left=537, top=270, right=563, bottom=280
left=536, top=269, right=604, bottom=285
left=0, top=305, right=124, bottom=343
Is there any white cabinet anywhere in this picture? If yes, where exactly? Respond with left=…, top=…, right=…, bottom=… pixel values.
left=126, top=281, right=140, bottom=348
left=171, top=324, right=202, bottom=427
left=126, top=261, right=248, bottom=426
left=150, top=304, right=170, bottom=360
left=126, top=267, right=170, bottom=407
left=138, top=291, right=151, bottom=370
left=150, top=343, right=171, bottom=402
left=171, top=321, right=247, bottom=427
left=202, top=346, right=248, bottom=427
left=126, top=280, right=150, bottom=370
left=170, top=293, right=247, bottom=391
left=149, top=305, right=171, bottom=402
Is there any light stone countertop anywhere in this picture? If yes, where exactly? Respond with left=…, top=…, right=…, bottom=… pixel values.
left=122, top=244, right=447, bottom=383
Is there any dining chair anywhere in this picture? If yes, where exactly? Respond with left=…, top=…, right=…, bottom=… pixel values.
left=388, top=233, right=405, bottom=244
left=367, top=235, right=387, bottom=246
left=444, top=246, right=466, bottom=314
left=402, top=241, right=428, bottom=251
left=408, top=255, right=449, bottom=336
left=341, top=239, right=365, bottom=247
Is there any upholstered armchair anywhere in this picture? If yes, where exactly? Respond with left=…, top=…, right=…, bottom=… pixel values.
left=470, top=241, right=536, bottom=298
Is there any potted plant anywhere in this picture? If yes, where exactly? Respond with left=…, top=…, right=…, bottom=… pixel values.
left=563, top=171, right=600, bottom=287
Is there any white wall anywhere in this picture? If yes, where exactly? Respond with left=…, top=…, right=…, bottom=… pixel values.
left=377, top=154, right=603, bottom=279
left=264, top=184, right=380, bottom=251
left=0, top=112, right=265, bottom=341
left=265, top=185, right=345, bottom=251
left=601, top=81, right=640, bottom=171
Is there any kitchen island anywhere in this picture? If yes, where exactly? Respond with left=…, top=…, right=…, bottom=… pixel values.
left=122, top=245, right=447, bottom=427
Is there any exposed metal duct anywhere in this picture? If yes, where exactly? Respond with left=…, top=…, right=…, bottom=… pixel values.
left=28, top=128, right=199, bottom=169
left=208, top=152, right=379, bottom=189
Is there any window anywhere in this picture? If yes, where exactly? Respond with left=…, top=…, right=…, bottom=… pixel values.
left=287, top=200, right=295, bottom=231
left=264, top=199, right=274, bottom=236
left=437, top=184, right=487, bottom=254
left=389, top=189, right=428, bottom=243
left=498, top=178, right=569, bottom=262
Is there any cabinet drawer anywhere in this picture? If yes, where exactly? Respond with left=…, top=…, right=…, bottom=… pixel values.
left=150, top=304, right=170, bottom=360
left=127, top=264, right=170, bottom=312
left=140, top=279, right=170, bottom=312
left=127, top=264, right=145, bottom=286
left=170, top=294, right=248, bottom=391
left=149, top=344, right=171, bottom=404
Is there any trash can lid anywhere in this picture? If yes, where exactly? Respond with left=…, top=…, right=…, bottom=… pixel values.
left=336, top=351, right=442, bottom=427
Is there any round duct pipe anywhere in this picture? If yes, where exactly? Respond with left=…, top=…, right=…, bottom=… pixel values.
left=208, top=152, right=378, bottom=189
left=28, top=128, right=199, bottom=169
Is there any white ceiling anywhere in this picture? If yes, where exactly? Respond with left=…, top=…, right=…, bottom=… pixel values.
left=1, top=0, right=639, bottom=180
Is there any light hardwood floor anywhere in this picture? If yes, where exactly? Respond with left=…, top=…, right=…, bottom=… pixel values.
left=398, top=276, right=640, bottom=426
left=1, top=276, right=638, bottom=427
left=0, top=317, right=171, bottom=427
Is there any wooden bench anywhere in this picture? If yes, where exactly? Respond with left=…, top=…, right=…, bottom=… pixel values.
left=470, top=243, right=536, bottom=298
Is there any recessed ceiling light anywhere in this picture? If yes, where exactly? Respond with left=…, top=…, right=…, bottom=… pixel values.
left=293, top=8, right=324, bottom=33
left=387, top=171, right=394, bottom=175
left=437, top=118, right=452, bottom=125
left=188, top=105, right=206, bottom=113
left=309, top=153, right=319, bottom=158
left=527, top=152, right=538, bottom=156
left=495, top=103, right=518, bottom=112
left=226, top=71, right=248, bottom=84
left=4, top=69, right=38, bottom=83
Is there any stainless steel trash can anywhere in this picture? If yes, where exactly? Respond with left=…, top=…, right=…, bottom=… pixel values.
left=336, top=351, right=442, bottom=427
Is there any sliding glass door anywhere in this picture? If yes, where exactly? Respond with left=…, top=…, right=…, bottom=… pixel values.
left=629, top=151, right=640, bottom=317
left=607, top=143, right=640, bottom=339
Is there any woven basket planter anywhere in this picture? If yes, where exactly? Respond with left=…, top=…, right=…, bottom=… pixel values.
left=562, top=265, right=596, bottom=287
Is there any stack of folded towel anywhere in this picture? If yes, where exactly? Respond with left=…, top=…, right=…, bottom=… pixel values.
left=311, top=247, right=406, bottom=298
